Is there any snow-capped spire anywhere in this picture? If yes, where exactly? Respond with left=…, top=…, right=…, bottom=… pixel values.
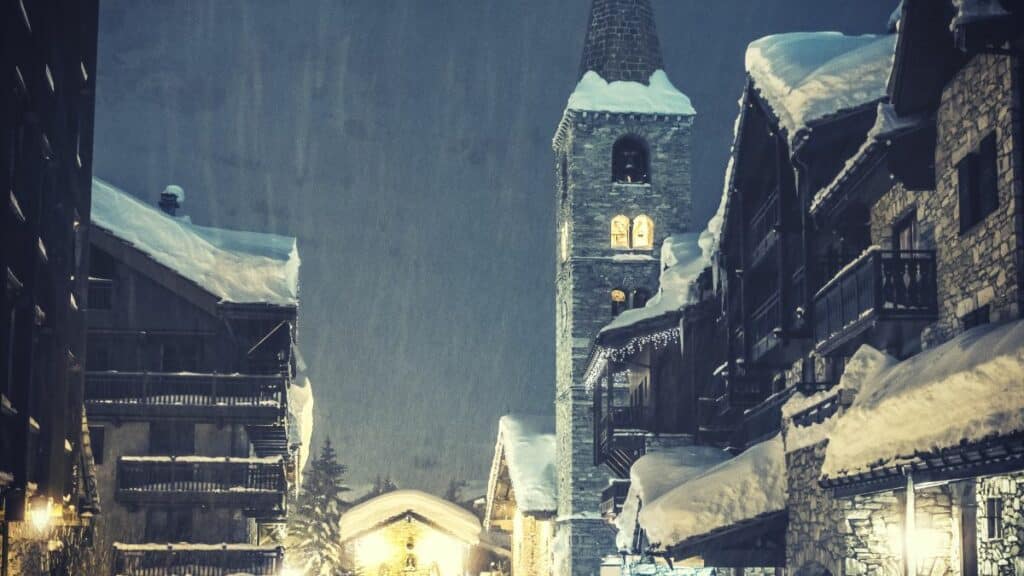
left=579, top=0, right=665, bottom=84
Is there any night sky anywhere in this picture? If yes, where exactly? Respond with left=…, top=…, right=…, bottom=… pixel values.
left=93, top=0, right=895, bottom=495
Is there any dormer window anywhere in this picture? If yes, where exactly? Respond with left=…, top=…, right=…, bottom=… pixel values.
left=613, top=136, right=649, bottom=184
left=632, top=215, right=654, bottom=250
left=611, top=215, right=631, bottom=249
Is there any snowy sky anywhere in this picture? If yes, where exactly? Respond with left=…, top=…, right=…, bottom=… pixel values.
left=93, top=0, right=895, bottom=495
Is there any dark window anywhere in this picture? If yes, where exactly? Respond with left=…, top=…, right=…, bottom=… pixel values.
left=632, top=289, right=650, bottom=309
left=962, top=306, right=990, bottom=331
left=612, top=136, right=649, bottom=184
left=160, top=338, right=200, bottom=372
left=149, top=422, right=195, bottom=455
left=986, top=498, right=1004, bottom=539
left=893, top=212, right=918, bottom=254
left=959, top=134, right=999, bottom=233
left=89, top=248, right=117, bottom=279
left=86, top=342, right=110, bottom=371
left=89, top=426, right=105, bottom=465
left=561, top=155, right=569, bottom=201
left=87, top=278, right=113, bottom=310
left=145, top=508, right=193, bottom=542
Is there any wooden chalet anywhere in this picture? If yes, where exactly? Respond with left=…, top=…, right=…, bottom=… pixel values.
left=84, top=179, right=299, bottom=575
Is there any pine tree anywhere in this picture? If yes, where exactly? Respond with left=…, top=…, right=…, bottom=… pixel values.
left=287, top=438, right=350, bottom=576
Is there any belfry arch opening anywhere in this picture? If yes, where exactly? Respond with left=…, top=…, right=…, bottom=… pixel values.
left=612, top=136, right=650, bottom=184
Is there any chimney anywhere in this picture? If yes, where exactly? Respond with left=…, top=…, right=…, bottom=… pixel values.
left=158, top=185, right=184, bottom=216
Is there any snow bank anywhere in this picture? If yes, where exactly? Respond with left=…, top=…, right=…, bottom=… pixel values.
left=566, top=70, right=695, bottom=116
left=783, top=347, right=894, bottom=454
left=494, top=415, right=557, bottom=513
left=288, top=377, right=315, bottom=481
left=810, top=103, right=926, bottom=214
left=745, top=33, right=896, bottom=148
left=91, top=178, right=300, bottom=306
left=616, top=446, right=732, bottom=551
left=640, top=435, right=786, bottom=550
left=339, top=489, right=482, bottom=544
left=823, top=320, right=1024, bottom=478
left=601, top=233, right=707, bottom=335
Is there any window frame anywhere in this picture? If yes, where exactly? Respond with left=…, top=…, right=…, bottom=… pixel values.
left=631, top=215, right=655, bottom=250
left=958, top=133, right=1000, bottom=234
left=612, top=136, right=651, bottom=184
left=611, top=215, right=631, bottom=249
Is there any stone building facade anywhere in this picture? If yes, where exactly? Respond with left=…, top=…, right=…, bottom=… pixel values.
left=552, top=1, right=693, bottom=574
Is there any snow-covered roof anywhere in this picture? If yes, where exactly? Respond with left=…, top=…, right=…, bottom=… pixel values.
left=745, top=32, right=896, bottom=148
left=822, top=319, right=1024, bottom=479
left=339, top=489, right=482, bottom=544
left=566, top=70, right=695, bottom=116
left=489, top=415, right=557, bottom=514
left=113, top=543, right=280, bottom=552
left=782, top=346, right=894, bottom=454
left=952, top=0, right=1011, bottom=27
left=616, top=445, right=732, bottom=551
left=639, top=435, right=786, bottom=550
left=600, top=233, right=708, bottom=336
left=91, top=178, right=300, bottom=306
left=809, top=103, right=928, bottom=215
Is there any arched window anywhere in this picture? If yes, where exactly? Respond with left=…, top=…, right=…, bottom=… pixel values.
left=611, top=289, right=627, bottom=317
left=612, top=136, right=650, bottom=184
left=632, top=215, right=654, bottom=250
left=610, top=215, right=631, bottom=249
left=632, top=288, right=650, bottom=308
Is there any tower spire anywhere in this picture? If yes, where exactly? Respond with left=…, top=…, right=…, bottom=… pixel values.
left=579, top=0, right=665, bottom=84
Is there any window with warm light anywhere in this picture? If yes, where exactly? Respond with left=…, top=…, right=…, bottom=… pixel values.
left=611, top=289, right=627, bottom=316
left=632, top=215, right=654, bottom=250
left=611, top=215, right=630, bottom=249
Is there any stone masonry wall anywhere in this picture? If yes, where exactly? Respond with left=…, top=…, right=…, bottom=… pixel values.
left=578, top=0, right=664, bottom=83
left=870, top=53, right=1022, bottom=348
left=786, top=442, right=960, bottom=576
left=977, top=472, right=1024, bottom=575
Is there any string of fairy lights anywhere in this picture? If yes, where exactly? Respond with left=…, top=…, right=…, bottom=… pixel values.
left=582, top=326, right=681, bottom=391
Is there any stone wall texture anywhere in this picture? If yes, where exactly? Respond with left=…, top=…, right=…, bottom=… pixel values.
left=977, top=472, right=1024, bottom=575
left=578, top=0, right=664, bottom=83
left=553, top=104, right=691, bottom=575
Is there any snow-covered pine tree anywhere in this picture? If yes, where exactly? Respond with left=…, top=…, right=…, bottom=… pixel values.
left=287, top=437, right=350, bottom=576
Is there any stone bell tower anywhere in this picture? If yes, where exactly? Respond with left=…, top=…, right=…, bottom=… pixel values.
left=552, top=1, right=693, bottom=574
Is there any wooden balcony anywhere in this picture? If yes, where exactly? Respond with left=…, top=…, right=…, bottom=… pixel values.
left=600, top=480, right=631, bottom=521
left=115, top=456, right=286, bottom=516
left=112, top=543, right=284, bottom=576
left=595, top=407, right=646, bottom=478
left=85, top=371, right=285, bottom=423
left=748, top=192, right=780, bottom=266
left=749, top=295, right=782, bottom=362
left=813, top=250, right=937, bottom=355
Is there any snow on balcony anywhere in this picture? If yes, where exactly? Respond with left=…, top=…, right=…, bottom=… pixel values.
left=615, top=445, right=732, bottom=551
left=639, top=435, right=786, bottom=550
left=91, top=178, right=300, bottom=306
left=822, top=319, right=1024, bottom=480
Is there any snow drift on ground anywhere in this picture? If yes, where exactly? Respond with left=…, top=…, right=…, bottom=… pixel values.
left=339, top=489, right=482, bottom=544
left=492, top=414, right=557, bottom=513
left=91, top=178, right=300, bottom=306
left=566, top=70, right=695, bottom=116
left=601, top=233, right=707, bottom=335
left=640, top=435, right=786, bottom=550
left=823, top=319, right=1024, bottom=478
left=615, top=445, right=732, bottom=551
left=745, top=32, right=896, bottom=148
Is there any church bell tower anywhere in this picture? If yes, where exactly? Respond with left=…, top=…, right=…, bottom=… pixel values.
left=553, top=1, right=693, bottom=574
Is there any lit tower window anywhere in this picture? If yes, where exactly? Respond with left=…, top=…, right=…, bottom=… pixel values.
left=632, top=215, right=654, bottom=250
left=611, top=215, right=630, bottom=249
left=611, top=289, right=627, bottom=316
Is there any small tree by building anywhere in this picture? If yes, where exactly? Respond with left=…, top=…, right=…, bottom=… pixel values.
left=287, top=438, right=350, bottom=575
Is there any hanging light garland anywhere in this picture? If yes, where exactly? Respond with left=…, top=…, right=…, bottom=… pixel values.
left=583, top=327, right=680, bottom=391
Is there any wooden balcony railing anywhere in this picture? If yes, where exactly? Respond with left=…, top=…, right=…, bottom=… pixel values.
left=600, top=480, right=631, bottom=519
left=112, top=543, right=284, bottom=576
left=749, top=294, right=782, bottom=361
left=813, top=250, right=937, bottom=352
left=87, top=277, right=113, bottom=310
left=749, top=193, right=780, bottom=264
left=85, top=372, right=284, bottom=422
left=115, top=456, right=286, bottom=513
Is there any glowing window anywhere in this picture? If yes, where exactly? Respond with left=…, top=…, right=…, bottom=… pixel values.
left=611, top=289, right=627, bottom=317
left=560, top=222, right=569, bottom=262
left=611, top=215, right=630, bottom=249
left=632, top=215, right=654, bottom=250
